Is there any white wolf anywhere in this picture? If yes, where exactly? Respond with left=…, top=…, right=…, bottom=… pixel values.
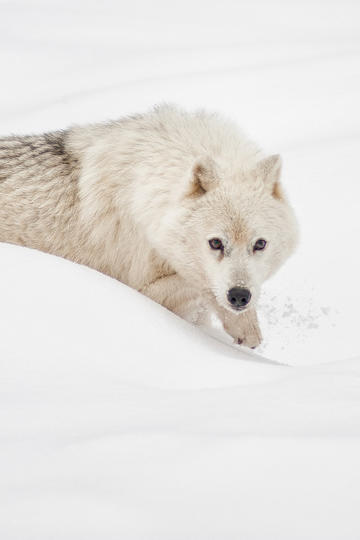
left=0, top=105, right=298, bottom=348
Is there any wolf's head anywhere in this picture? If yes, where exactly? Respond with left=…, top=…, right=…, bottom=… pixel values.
left=161, top=152, right=298, bottom=315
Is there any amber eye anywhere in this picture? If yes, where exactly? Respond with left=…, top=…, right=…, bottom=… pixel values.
left=209, top=238, right=224, bottom=250
left=253, top=238, right=267, bottom=251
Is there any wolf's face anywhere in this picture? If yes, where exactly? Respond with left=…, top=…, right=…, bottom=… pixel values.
left=177, top=154, right=299, bottom=314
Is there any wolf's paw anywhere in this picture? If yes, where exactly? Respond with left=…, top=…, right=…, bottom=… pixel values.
left=223, top=308, right=262, bottom=349
left=236, top=328, right=262, bottom=349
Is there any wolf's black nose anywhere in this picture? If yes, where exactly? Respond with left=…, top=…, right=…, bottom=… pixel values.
left=227, top=287, right=251, bottom=309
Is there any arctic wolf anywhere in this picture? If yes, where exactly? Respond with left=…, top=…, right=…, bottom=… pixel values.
left=0, top=105, right=298, bottom=348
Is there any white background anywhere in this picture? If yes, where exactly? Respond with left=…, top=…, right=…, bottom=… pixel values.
left=1, top=1, right=360, bottom=538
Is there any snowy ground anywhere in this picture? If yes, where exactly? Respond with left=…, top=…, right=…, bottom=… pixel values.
left=1, top=1, right=360, bottom=538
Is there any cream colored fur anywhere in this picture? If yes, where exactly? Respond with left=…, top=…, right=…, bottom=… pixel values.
left=0, top=105, right=298, bottom=348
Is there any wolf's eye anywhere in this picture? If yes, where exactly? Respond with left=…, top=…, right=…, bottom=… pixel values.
left=254, top=238, right=267, bottom=251
left=209, top=238, right=223, bottom=250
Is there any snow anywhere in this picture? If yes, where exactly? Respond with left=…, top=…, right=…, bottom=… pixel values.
left=1, top=1, right=360, bottom=538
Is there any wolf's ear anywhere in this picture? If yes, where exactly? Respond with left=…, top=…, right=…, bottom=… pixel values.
left=255, top=154, right=283, bottom=199
left=187, top=157, right=218, bottom=197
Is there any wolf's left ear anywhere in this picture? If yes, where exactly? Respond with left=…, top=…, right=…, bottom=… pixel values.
left=255, top=154, right=283, bottom=199
left=187, top=157, right=218, bottom=197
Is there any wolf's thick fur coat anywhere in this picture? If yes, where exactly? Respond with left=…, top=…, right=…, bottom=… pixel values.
left=0, top=106, right=298, bottom=347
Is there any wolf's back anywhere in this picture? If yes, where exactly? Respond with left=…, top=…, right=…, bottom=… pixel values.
left=0, top=131, right=80, bottom=251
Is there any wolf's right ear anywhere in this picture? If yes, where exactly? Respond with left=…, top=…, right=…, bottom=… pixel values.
left=187, top=157, right=218, bottom=197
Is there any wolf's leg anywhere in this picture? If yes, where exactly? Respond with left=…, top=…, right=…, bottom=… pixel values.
left=214, top=304, right=262, bottom=349
left=141, top=274, right=262, bottom=348
left=140, top=273, right=205, bottom=324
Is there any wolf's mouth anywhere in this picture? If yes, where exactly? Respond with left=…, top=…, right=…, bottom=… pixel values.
left=231, top=305, right=249, bottom=312
left=229, top=304, right=250, bottom=314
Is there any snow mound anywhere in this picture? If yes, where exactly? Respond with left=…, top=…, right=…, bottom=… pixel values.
left=1, top=244, right=360, bottom=540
